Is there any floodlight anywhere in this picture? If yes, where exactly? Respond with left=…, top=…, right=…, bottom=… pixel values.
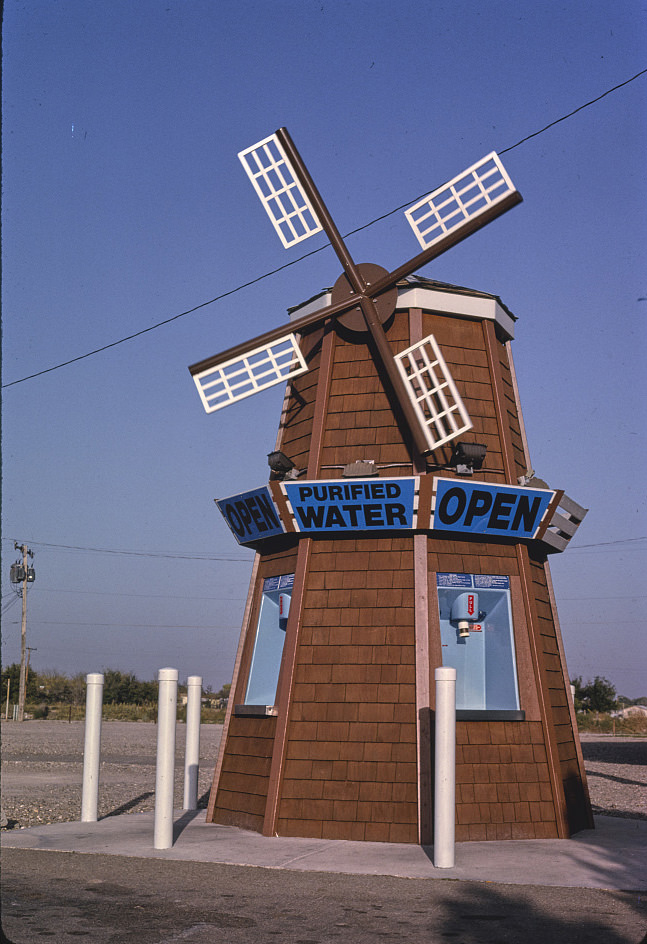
left=449, top=442, right=487, bottom=475
left=267, top=451, right=295, bottom=475
left=342, top=460, right=379, bottom=478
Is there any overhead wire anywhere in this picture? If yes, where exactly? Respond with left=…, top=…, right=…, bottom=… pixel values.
left=2, top=534, right=644, bottom=561
left=2, top=67, right=645, bottom=391
left=1, top=536, right=251, bottom=562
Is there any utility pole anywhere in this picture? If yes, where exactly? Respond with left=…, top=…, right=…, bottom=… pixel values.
left=14, top=543, right=34, bottom=723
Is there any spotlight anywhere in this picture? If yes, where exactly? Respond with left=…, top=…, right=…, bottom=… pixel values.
left=267, top=451, right=297, bottom=480
left=342, top=459, right=379, bottom=478
left=449, top=441, right=487, bottom=476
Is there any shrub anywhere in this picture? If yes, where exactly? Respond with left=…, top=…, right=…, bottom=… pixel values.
left=577, top=712, right=647, bottom=736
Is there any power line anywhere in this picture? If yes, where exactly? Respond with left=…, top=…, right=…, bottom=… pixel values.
left=0, top=245, right=328, bottom=389
left=33, top=587, right=247, bottom=602
left=2, top=595, right=21, bottom=616
left=3, top=620, right=238, bottom=629
left=2, top=537, right=251, bottom=562
left=568, top=537, right=646, bottom=551
left=3, top=534, right=644, bottom=561
left=499, top=68, right=647, bottom=154
left=3, top=68, right=645, bottom=391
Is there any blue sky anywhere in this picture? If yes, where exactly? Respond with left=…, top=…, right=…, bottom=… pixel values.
left=2, top=1, right=646, bottom=697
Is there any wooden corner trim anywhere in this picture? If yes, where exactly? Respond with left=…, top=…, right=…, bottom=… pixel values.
left=262, top=538, right=312, bottom=836
left=206, top=552, right=261, bottom=822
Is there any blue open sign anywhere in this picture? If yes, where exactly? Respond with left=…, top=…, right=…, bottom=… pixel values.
left=432, top=478, right=553, bottom=539
left=216, top=486, right=285, bottom=545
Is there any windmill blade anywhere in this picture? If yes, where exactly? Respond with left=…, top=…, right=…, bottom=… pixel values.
left=188, top=290, right=366, bottom=382
left=192, top=333, right=308, bottom=414
left=368, top=154, right=522, bottom=296
left=405, top=153, right=518, bottom=250
left=395, top=335, right=473, bottom=451
left=238, top=133, right=323, bottom=248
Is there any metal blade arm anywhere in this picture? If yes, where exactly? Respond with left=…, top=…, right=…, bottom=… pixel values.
left=188, top=291, right=362, bottom=377
left=370, top=190, right=522, bottom=295
left=277, top=128, right=434, bottom=457
left=276, top=128, right=366, bottom=296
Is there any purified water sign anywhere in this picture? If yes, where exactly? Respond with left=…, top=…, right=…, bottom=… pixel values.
left=215, top=477, right=558, bottom=547
left=283, top=478, right=417, bottom=532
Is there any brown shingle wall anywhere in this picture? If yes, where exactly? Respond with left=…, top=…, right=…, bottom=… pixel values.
left=431, top=536, right=520, bottom=580
left=424, top=314, right=511, bottom=480
left=494, top=339, right=527, bottom=478
left=276, top=536, right=419, bottom=842
left=282, top=308, right=522, bottom=480
left=210, top=548, right=299, bottom=830
left=278, top=328, right=324, bottom=469
left=455, top=721, right=558, bottom=840
left=212, top=716, right=277, bottom=831
left=322, top=314, right=412, bottom=468
left=430, top=537, right=560, bottom=839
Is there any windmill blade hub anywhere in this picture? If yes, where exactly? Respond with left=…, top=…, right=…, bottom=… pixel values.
left=331, top=263, right=398, bottom=335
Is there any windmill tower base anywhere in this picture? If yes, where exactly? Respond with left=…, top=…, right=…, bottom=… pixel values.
left=206, top=280, right=593, bottom=843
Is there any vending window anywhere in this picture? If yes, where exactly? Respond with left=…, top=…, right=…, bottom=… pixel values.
left=240, top=574, right=294, bottom=711
left=436, top=573, right=523, bottom=719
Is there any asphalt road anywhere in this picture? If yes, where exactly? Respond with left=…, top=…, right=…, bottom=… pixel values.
left=2, top=848, right=646, bottom=944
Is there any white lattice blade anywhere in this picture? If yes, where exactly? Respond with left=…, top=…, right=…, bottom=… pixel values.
left=405, top=153, right=517, bottom=250
left=395, top=334, right=472, bottom=451
left=238, top=133, right=323, bottom=249
left=193, top=334, right=308, bottom=413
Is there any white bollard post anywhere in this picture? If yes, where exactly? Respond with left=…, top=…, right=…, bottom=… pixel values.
left=81, top=673, right=104, bottom=822
left=433, top=666, right=456, bottom=868
left=154, top=667, right=178, bottom=849
left=183, top=675, right=202, bottom=810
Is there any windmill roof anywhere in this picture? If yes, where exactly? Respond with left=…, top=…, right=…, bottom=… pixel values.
left=396, top=274, right=518, bottom=323
left=288, top=274, right=517, bottom=340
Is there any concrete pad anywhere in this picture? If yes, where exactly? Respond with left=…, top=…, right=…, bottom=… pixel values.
left=2, top=812, right=645, bottom=890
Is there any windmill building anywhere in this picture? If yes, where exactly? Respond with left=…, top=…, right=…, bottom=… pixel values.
left=190, top=130, right=593, bottom=845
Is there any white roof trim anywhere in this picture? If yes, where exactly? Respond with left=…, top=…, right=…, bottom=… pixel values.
left=288, top=284, right=515, bottom=340
left=395, top=285, right=515, bottom=339
left=288, top=290, right=332, bottom=321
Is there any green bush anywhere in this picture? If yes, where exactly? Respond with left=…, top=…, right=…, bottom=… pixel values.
left=19, top=700, right=225, bottom=723
left=577, top=712, right=647, bottom=736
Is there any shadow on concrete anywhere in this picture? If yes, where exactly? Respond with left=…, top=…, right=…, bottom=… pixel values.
left=172, top=809, right=203, bottom=844
left=197, top=789, right=210, bottom=808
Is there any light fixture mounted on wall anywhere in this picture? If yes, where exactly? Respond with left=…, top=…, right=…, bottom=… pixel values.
left=267, top=451, right=300, bottom=481
left=449, top=442, right=487, bottom=476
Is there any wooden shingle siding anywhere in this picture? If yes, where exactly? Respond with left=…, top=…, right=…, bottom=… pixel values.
left=455, top=720, right=557, bottom=840
left=275, top=535, right=418, bottom=842
left=212, top=716, right=276, bottom=831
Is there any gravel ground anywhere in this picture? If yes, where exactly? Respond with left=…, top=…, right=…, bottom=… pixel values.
left=1, top=720, right=222, bottom=829
left=1, top=721, right=644, bottom=830
left=578, top=733, right=646, bottom=821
